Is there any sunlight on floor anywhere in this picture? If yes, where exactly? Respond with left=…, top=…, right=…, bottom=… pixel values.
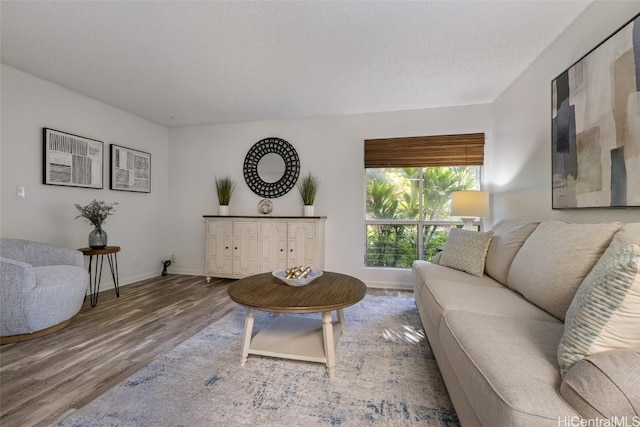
left=382, top=324, right=426, bottom=344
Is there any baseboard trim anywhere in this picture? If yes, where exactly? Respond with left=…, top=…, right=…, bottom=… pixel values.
left=170, top=268, right=206, bottom=276
left=363, top=280, right=414, bottom=290
left=88, top=270, right=163, bottom=294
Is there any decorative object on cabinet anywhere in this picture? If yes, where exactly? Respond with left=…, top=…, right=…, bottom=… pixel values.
left=203, top=216, right=326, bottom=282
left=552, top=13, right=640, bottom=209
left=215, top=176, right=235, bottom=216
left=110, top=144, right=151, bottom=193
left=43, top=128, right=103, bottom=189
left=258, top=199, right=273, bottom=215
left=243, top=137, right=300, bottom=198
left=74, top=199, right=118, bottom=249
left=297, top=172, right=319, bottom=216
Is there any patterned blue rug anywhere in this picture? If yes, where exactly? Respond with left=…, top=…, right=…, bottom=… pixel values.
left=56, top=295, right=459, bottom=426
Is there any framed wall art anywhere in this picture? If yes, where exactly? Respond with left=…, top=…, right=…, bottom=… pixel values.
left=43, top=128, right=104, bottom=189
left=552, top=13, right=640, bottom=209
left=110, top=144, right=151, bottom=193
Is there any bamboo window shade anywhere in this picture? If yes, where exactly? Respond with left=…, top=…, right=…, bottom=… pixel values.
left=364, top=133, right=484, bottom=168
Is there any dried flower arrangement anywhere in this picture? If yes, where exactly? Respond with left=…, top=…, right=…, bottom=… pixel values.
left=74, top=199, right=118, bottom=230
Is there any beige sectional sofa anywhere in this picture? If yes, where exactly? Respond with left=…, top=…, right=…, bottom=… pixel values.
left=412, top=219, right=640, bottom=427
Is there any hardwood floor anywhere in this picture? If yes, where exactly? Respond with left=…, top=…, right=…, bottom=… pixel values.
left=0, top=274, right=412, bottom=427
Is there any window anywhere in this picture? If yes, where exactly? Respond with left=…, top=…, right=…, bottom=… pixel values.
left=365, top=167, right=481, bottom=267
left=364, top=133, right=484, bottom=268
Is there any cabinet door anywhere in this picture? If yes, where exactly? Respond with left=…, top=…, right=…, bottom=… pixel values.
left=287, top=222, right=317, bottom=268
left=232, top=221, right=259, bottom=276
left=259, top=221, right=288, bottom=272
left=206, top=220, right=233, bottom=275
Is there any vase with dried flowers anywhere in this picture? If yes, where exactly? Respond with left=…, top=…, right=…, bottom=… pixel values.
left=74, top=199, right=118, bottom=249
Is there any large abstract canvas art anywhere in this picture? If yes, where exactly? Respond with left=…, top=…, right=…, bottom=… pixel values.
left=552, top=14, right=640, bottom=209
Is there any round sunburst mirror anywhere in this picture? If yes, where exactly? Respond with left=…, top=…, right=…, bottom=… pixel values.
left=243, top=137, right=300, bottom=198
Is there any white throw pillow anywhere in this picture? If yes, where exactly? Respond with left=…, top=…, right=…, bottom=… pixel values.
left=558, top=244, right=640, bottom=378
left=438, top=229, right=493, bottom=277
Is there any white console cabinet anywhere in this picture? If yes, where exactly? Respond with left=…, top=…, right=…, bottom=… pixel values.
left=204, top=216, right=325, bottom=281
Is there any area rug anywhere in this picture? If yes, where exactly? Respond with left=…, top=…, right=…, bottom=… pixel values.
left=56, top=295, right=459, bottom=426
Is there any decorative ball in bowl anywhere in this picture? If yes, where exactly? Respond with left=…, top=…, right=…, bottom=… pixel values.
left=272, top=268, right=323, bottom=287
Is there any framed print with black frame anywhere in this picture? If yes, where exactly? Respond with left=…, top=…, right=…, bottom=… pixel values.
left=551, top=13, right=640, bottom=209
left=110, top=144, right=151, bottom=193
left=43, top=128, right=104, bottom=189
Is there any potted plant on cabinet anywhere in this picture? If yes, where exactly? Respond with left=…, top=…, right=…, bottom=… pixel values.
left=215, top=176, right=235, bottom=216
left=297, top=172, right=319, bottom=216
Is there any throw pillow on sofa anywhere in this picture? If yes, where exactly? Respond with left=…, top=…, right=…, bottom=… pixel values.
left=557, top=244, right=640, bottom=378
left=438, top=229, right=493, bottom=277
left=601, top=222, right=640, bottom=262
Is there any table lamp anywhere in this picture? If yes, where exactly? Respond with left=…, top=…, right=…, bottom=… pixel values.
left=450, top=191, right=489, bottom=230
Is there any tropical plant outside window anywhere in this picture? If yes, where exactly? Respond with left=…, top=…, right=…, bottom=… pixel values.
left=365, top=166, right=481, bottom=268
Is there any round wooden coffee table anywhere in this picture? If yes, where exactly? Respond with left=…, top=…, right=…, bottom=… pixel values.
left=228, top=271, right=366, bottom=378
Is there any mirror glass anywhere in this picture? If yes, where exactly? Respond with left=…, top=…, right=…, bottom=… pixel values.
left=257, top=153, right=286, bottom=183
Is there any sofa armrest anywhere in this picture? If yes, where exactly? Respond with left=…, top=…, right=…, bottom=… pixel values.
left=559, top=349, right=640, bottom=419
left=0, top=257, right=36, bottom=335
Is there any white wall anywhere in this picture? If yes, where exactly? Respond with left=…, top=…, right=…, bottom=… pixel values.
left=169, top=105, right=491, bottom=289
left=488, top=1, right=640, bottom=226
left=1, top=64, right=171, bottom=289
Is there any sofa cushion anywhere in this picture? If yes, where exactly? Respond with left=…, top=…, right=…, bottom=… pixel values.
left=413, top=260, right=501, bottom=288
left=559, top=349, right=640, bottom=419
left=439, top=311, right=577, bottom=426
left=557, top=244, right=640, bottom=377
left=413, top=260, right=504, bottom=337
left=419, top=279, right=560, bottom=335
left=601, top=222, right=640, bottom=261
left=484, top=219, right=539, bottom=285
left=438, top=229, right=493, bottom=277
left=508, top=220, right=622, bottom=320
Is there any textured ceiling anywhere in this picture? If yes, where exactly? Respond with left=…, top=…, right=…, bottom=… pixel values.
left=1, top=1, right=592, bottom=128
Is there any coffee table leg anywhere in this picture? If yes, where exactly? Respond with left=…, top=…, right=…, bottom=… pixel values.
left=240, top=308, right=255, bottom=366
left=337, top=309, right=345, bottom=334
left=322, top=311, right=336, bottom=378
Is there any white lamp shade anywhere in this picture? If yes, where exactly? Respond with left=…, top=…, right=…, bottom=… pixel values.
left=450, top=191, right=489, bottom=218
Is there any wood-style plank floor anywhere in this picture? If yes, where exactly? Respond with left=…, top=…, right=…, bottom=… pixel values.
left=0, top=274, right=411, bottom=427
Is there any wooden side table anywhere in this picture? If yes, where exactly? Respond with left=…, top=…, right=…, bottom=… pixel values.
left=79, top=246, right=121, bottom=307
